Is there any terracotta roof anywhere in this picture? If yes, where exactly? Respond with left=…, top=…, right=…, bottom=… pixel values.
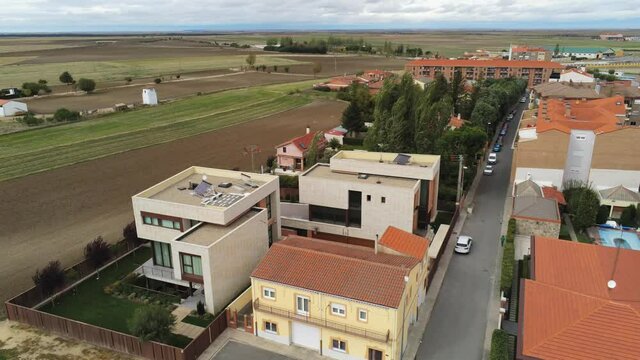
left=533, top=82, right=601, bottom=99
left=520, top=237, right=640, bottom=359
left=599, top=185, right=640, bottom=202
left=0, top=99, right=10, bottom=105
left=405, top=59, right=563, bottom=69
left=251, top=236, right=419, bottom=308
left=448, top=116, right=467, bottom=129
left=279, top=131, right=327, bottom=152
left=379, top=226, right=429, bottom=260
left=535, top=96, right=626, bottom=134
left=326, top=75, right=368, bottom=87
left=542, top=186, right=566, bottom=205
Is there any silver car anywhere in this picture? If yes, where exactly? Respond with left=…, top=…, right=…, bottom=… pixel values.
left=455, top=236, right=473, bottom=254
left=483, top=165, right=494, bottom=176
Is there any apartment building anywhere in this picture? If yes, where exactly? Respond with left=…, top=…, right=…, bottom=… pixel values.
left=280, top=151, right=440, bottom=246
left=512, top=96, right=640, bottom=191
left=251, top=235, right=425, bottom=360
left=509, top=45, right=551, bottom=61
left=131, top=166, right=280, bottom=314
left=405, top=59, right=563, bottom=88
left=517, top=236, right=640, bottom=359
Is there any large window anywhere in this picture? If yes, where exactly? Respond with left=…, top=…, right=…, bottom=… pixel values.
left=296, top=295, right=310, bottom=315
left=309, top=205, right=346, bottom=226
left=152, top=241, right=172, bottom=268
left=263, top=287, right=276, bottom=300
left=331, top=303, right=346, bottom=317
left=142, top=212, right=182, bottom=231
left=180, top=253, right=202, bottom=276
left=265, top=321, right=278, bottom=334
left=347, top=191, right=362, bottom=228
left=332, top=339, right=347, bottom=352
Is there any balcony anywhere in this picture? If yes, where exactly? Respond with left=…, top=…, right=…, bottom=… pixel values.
left=135, top=259, right=189, bottom=287
left=254, top=299, right=390, bottom=343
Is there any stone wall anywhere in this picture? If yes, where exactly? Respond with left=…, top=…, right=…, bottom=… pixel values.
left=515, top=217, right=560, bottom=238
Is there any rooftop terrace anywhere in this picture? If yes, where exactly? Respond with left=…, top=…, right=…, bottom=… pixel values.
left=177, top=209, right=262, bottom=247
left=303, top=164, right=419, bottom=189
left=328, top=150, right=440, bottom=181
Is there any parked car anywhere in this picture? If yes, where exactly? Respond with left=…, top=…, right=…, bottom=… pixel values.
left=500, top=127, right=508, bottom=136
left=483, top=165, right=494, bottom=175
left=455, top=235, right=473, bottom=254
left=488, top=152, right=498, bottom=164
left=506, top=114, right=514, bottom=121
left=492, top=143, right=502, bottom=152
left=520, top=97, right=527, bottom=103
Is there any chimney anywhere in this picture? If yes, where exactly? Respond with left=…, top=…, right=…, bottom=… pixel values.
left=305, top=126, right=310, bottom=134
left=375, top=234, right=379, bottom=254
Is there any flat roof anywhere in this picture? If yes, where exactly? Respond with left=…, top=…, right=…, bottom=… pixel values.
left=303, top=164, right=418, bottom=189
left=135, top=166, right=275, bottom=209
left=178, top=209, right=261, bottom=247
left=332, top=150, right=439, bottom=168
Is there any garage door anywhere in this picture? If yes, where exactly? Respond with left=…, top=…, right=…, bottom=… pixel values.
left=291, top=322, right=320, bottom=351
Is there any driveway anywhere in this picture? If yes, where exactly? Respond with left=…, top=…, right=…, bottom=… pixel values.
left=211, top=341, right=294, bottom=360
left=416, top=101, right=525, bottom=360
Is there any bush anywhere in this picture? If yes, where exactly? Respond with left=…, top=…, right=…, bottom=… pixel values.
left=77, top=78, right=96, bottom=93
left=500, top=219, right=516, bottom=292
left=125, top=77, right=133, bottom=83
left=154, top=78, right=162, bottom=84
left=596, top=205, right=610, bottom=225
left=431, top=211, right=454, bottom=232
left=84, top=236, right=111, bottom=269
left=489, top=329, right=509, bottom=360
left=196, top=300, right=205, bottom=316
left=21, top=82, right=51, bottom=96
left=128, top=306, right=176, bottom=342
left=342, top=137, right=364, bottom=146
left=123, top=222, right=138, bottom=246
left=33, top=260, right=66, bottom=295
left=59, top=71, right=74, bottom=85
left=18, top=112, right=44, bottom=126
left=279, top=175, right=299, bottom=189
left=53, top=108, right=81, bottom=122
left=620, top=205, right=638, bottom=228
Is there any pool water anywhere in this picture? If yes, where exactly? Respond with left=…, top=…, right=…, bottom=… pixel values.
left=598, top=228, right=640, bottom=251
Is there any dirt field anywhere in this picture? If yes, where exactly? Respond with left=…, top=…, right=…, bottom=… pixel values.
left=24, top=71, right=313, bottom=113
left=0, top=99, right=346, bottom=307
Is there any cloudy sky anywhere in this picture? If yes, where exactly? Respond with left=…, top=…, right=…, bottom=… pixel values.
left=1, top=0, right=639, bottom=32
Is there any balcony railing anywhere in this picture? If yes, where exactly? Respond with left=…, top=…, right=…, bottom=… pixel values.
left=254, top=299, right=390, bottom=343
left=137, top=263, right=175, bottom=281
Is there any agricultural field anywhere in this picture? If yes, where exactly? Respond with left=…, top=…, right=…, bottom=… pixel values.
left=0, top=79, right=324, bottom=181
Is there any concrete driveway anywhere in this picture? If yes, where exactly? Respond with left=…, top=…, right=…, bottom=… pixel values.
left=416, top=100, right=525, bottom=360
left=211, top=340, right=294, bottom=360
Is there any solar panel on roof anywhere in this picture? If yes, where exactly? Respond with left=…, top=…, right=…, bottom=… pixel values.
left=193, top=181, right=212, bottom=197
left=394, top=154, right=411, bottom=165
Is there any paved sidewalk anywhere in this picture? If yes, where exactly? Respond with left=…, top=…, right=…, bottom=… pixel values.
left=172, top=306, right=204, bottom=338
left=402, top=159, right=485, bottom=360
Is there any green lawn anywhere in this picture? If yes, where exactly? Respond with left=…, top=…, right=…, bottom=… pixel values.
left=0, top=80, right=320, bottom=181
left=182, top=314, right=214, bottom=328
left=0, top=55, right=306, bottom=88
left=559, top=224, right=572, bottom=241
left=41, top=247, right=152, bottom=333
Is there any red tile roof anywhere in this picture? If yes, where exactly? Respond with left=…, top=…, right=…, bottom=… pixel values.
left=448, top=116, right=467, bottom=129
left=278, top=131, right=327, bottom=152
left=541, top=186, right=566, bottom=205
left=520, top=237, right=640, bottom=360
left=405, top=59, right=563, bottom=69
left=536, top=96, right=626, bottom=134
left=379, top=226, right=429, bottom=260
left=0, top=100, right=10, bottom=105
left=251, top=236, right=419, bottom=308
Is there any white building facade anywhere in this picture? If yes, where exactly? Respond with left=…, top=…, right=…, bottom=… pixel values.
left=0, top=100, right=28, bottom=117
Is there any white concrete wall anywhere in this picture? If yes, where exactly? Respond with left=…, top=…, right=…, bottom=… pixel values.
left=0, top=101, right=28, bottom=117
left=330, top=158, right=438, bottom=181
left=257, top=329, right=290, bottom=345
left=589, top=169, right=640, bottom=190
left=281, top=202, right=309, bottom=220
left=514, top=168, right=565, bottom=188
left=559, top=72, right=594, bottom=83
left=169, top=231, right=213, bottom=309
left=210, top=209, right=269, bottom=313
left=324, top=348, right=364, bottom=360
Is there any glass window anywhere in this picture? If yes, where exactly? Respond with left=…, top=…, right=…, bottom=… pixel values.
left=332, top=339, right=347, bottom=352
left=161, top=219, right=174, bottom=229
left=181, top=254, right=202, bottom=276
left=381, top=197, right=386, bottom=204
left=366, top=195, right=371, bottom=202
left=296, top=295, right=309, bottom=315
left=173, top=221, right=181, bottom=229
left=331, top=303, right=346, bottom=316
left=358, top=309, right=368, bottom=322
left=266, top=195, right=272, bottom=219
left=263, top=288, right=276, bottom=300
left=265, top=321, right=277, bottom=333
left=153, top=242, right=172, bottom=268
left=143, top=216, right=152, bottom=224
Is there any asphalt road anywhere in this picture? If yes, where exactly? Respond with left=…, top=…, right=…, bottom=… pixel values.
left=416, top=100, right=526, bottom=360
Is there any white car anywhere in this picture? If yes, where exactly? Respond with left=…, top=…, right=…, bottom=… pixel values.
left=520, top=97, right=527, bottom=103
left=488, top=153, right=497, bottom=164
left=483, top=165, right=494, bottom=175
left=455, top=236, right=473, bottom=254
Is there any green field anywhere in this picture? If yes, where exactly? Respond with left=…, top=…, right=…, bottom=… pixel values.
left=0, top=55, right=306, bottom=88
left=0, top=80, right=321, bottom=181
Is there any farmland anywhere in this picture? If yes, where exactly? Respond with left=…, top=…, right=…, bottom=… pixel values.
left=0, top=79, right=324, bottom=181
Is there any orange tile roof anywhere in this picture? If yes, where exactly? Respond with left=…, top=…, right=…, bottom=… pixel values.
left=379, top=226, right=429, bottom=259
left=278, top=131, right=327, bottom=152
left=535, top=96, right=626, bottom=134
left=448, top=116, right=467, bottom=129
left=520, top=237, right=640, bottom=360
left=251, top=236, right=419, bottom=308
left=541, top=186, right=566, bottom=205
left=405, top=59, right=563, bottom=69
left=0, top=100, right=10, bottom=105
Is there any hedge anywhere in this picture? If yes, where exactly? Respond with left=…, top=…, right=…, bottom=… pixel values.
left=489, top=329, right=510, bottom=360
left=500, top=218, right=517, bottom=292
left=343, top=137, right=364, bottom=146
left=279, top=174, right=299, bottom=189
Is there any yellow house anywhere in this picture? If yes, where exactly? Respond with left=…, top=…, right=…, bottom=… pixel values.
left=251, top=235, right=426, bottom=360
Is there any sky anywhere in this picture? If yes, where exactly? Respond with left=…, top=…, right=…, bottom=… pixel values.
left=1, top=0, right=640, bottom=33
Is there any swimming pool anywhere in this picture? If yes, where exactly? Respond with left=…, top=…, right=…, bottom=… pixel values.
left=598, top=228, right=640, bottom=251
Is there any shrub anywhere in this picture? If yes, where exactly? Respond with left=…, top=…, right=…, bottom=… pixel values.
left=84, top=236, right=111, bottom=269
left=59, top=71, right=74, bottom=85
left=123, top=221, right=138, bottom=247
left=53, top=108, right=81, bottom=122
left=279, top=175, right=299, bottom=189
left=343, top=137, right=364, bottom=146
left=18, top=112, right=44, bottom=126
left=265, top=155, right=276, bottom=170
left=128, top=306, right=176, bottom=342
left=596, top=205, right=610, bottom=225
left=489, top=329, right=509, bottom=360
left=77, top=78, right=96, bottom=93
left=154, top=78, right=162, bottom=84
left=328, top=137, right=341, bottom=150
left=21, top=82, right=51, bottom=96
left=196, top=301, right=205, bottom=316
left=500, top=219, right=516, bottom=292
left=33, top=260, right=66, bottom=295
left=620, top=205, right=638, bottom=228
left=125, top=77, right=133, bottom=84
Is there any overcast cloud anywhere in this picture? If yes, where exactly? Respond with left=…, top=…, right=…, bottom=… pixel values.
left=1, top=0, right=639, bottom=32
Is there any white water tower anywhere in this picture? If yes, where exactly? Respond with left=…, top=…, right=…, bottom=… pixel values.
left=142, top=88, right=158, bottom=106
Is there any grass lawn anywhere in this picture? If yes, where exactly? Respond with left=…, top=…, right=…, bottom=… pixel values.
left=0, top=55, right=307, bottom=88
left=576, top=232, right=594, bottom=244
left=182, top=314, right=214, bottom=328
left=0, top=79, right=322, bottom=181
left=40, top=247, right=152, bottom=334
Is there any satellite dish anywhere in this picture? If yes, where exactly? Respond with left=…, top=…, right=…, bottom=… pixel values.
left=607, top=280, right=617, bottom=289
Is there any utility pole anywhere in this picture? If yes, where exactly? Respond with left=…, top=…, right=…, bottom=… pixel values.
left=243, top=145, right=261, bottom=172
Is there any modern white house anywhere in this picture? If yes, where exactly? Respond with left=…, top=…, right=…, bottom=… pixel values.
left=0, top=99, right=28, bottom=117
left=280, top=151, right=440, bottom=246
left=142, top=88, right=158, bottom=105
left=131, top=166, right=280, bottom=313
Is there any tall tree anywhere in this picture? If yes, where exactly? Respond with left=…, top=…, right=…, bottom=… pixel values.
left=450, top=70, right=464, bottom=115
left=59, top=71, right=74, bottom=85
left=77, top=78, right=96, bottom=93
left=245, top=54, right=256, bottom=69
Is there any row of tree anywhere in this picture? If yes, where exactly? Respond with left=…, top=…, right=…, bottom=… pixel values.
left=264, top=37, right=328, bottom=54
